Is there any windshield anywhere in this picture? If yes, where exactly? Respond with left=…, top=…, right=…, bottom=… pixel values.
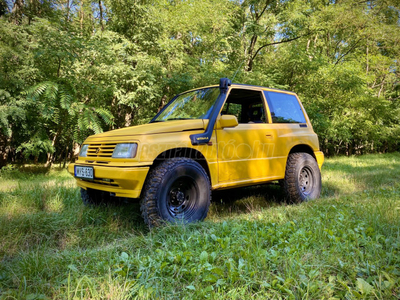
left=153, top=87, right=220, bottom=122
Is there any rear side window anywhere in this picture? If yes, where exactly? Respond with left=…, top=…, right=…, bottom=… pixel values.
left=264, top=91, right=306, bottom=123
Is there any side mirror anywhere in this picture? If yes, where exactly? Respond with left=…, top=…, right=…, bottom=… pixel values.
left=217, top=115, right=239, bottom=129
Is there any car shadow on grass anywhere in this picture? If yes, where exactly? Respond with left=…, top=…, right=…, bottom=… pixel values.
left=82, top=183, right=287, bottom=234
left=84, top=197, right=147, bottom=229
left=321, top=182, right=341, bottom=197
left=210, top=182, right=288, bottom=217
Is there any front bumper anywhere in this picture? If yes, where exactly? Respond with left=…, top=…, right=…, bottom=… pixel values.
left=68, top=163, right=150, bottom=199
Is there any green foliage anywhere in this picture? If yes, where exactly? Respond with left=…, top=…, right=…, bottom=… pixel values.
left=0, top=0, right=399, bottom=165
left=16, top=131, right=55, bottom=159
left=0, top=154, right=400, bottom=298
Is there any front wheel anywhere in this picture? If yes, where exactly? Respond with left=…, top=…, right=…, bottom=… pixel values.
left=140, top=158, right=211, bottom=227
left=283, top=153, right=321, bottom=203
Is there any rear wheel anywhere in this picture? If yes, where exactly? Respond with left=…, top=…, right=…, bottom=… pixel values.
left=140, top=158, right=211, bottom=227
left=284, top=152, right=321, bottom=203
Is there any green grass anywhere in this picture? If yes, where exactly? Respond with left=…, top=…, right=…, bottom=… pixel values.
left=0, top=154, right=399, bottom=299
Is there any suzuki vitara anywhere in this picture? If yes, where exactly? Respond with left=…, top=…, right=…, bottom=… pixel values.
left=69, top=78, right=324, bottom=226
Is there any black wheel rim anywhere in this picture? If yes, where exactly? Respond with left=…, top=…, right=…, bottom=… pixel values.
left=166, top=176, right=198, bottom=219
left=299, top=166, right=314, bottom=196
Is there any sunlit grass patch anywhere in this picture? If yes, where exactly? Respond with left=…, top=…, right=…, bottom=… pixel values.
left=0, top=180, right=18, bottom=192
left=0, top=182, right=78, bottom=219
left=322, top=153, right=400, bottom=195
left=0, top=154, right=400, bottom=299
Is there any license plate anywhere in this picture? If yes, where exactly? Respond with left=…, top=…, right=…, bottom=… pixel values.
left=75, top=166, right=94, bottom=179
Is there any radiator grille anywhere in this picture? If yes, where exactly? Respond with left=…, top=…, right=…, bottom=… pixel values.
left=87, top=143, right=116, bottom=158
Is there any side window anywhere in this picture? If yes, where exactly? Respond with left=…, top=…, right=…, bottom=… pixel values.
left=222, top=102, right=242, bottom=121
left=264, top=91, right=306, bottom=123
left=222, top=89, right=266, bottom=123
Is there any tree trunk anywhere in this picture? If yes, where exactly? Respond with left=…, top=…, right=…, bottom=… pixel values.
left=45, top=131, right=59, bottom=167
left=0, top=136, right=9, bottom=168
left=62, top=146, right=68, bottom=168
left=12, top=0, right=24, bottom=25
left=65, top=0, right=70, bottom=23
left=366, top=41, right=369, bottom=75
left=99, top=0, right=104, bottom=30
left=158, top=95, right=168, bottom=112
left=245, top=34, right=258, bottom=72
left=80, top=0, right=84, bottom=32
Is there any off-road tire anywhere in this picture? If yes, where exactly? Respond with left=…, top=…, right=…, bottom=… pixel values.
left=140, top=158, right=211, bottom=227
left=80, top=188, right=109, bottom=206
left=284, top=152, right=321, bottom=203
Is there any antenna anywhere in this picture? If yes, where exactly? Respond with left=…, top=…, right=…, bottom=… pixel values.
left=231, top=60, right=245, bottom=82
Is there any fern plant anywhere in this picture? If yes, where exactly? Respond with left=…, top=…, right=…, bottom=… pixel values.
left=26, top=79, right=114, bottom=161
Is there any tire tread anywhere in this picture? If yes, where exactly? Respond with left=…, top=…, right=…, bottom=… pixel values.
left=140, top=157, right=211, bottom=227
left=284, top=152, right=321, bottom=203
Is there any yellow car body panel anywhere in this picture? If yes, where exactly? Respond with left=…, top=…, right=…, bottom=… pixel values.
left=214, top=123, right=322, bottom=189
left=68, top=164, right=149, bottom=198
left=69, top=83, right=323, bottom=199
left=68, top=119, right=221, bottom=195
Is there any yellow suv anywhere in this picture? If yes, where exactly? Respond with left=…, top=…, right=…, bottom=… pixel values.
left=69, top=78, right=324, bottom=226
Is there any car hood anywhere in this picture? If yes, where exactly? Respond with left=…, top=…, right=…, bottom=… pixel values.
left=90, top=119, right=208, bottom=139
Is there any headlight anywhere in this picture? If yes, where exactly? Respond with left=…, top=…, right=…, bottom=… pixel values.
left=79, top=144, right=89, bottom=157
left=112, top=143, right=138, bottom=158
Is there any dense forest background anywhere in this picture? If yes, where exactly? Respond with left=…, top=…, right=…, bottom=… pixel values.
left=0, top=0, right=399, bottom=167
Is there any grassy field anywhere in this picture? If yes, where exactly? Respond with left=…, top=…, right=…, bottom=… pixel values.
left=0, top=153, right=399, bottom=299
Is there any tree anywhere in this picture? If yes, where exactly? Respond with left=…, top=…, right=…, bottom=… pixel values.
left=0, top=0, right=399, bottom=166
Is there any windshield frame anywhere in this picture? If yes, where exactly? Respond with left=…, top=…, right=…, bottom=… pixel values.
left=150, top=86, right=220, bottom=123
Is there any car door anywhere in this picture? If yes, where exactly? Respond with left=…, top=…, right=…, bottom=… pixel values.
left=215, top=88, right=280, bottom=185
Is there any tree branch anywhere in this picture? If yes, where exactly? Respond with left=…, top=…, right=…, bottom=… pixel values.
left=334, top=38, right=361, bottom=66
left=251, top=35, right=304, bottom=61
left=256, top=1, right=270, bottom=21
